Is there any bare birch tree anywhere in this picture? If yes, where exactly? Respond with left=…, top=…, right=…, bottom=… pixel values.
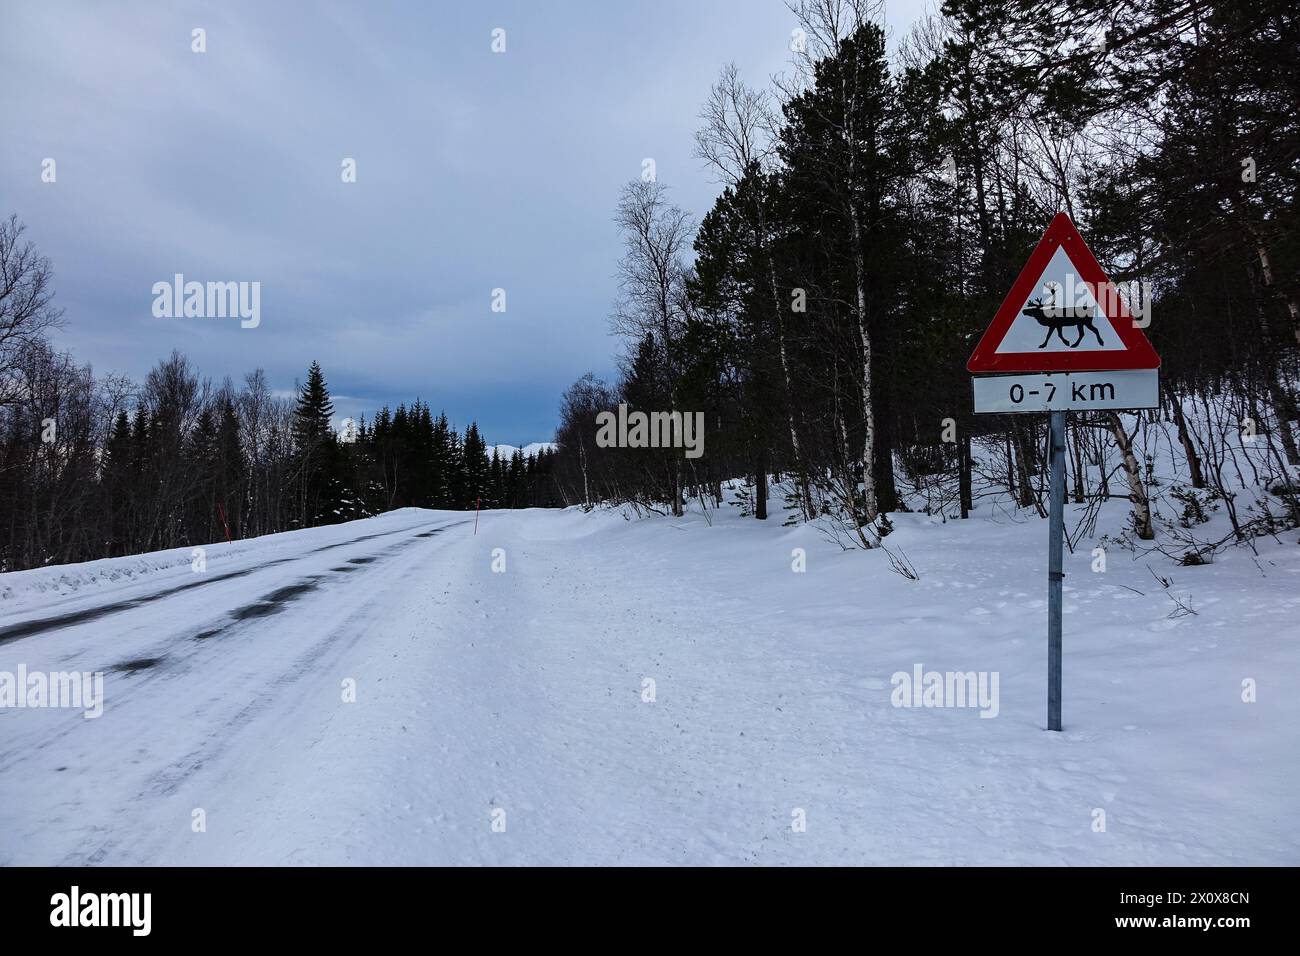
left=695, top=63, right=817, bottom=520
left=612, top=180, right=694, bottom=516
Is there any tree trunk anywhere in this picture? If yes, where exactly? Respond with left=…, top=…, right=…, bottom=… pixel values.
left=1107, top=411, right=1154, bottom=540
left=1070, top=420, right=1086, bottom=503
left=762, top=224, right=814, bottom=521
left=1265, top=375, right=1300, bottom=467
left=839, top=57, right=878, bottom=531
left=851, top=207, right=878, bottom=527
left=1013, top=423, right=1037, bottom=510
left=959, top=431, right=973, bottom=519
left=1167, top=388, right=1206, bottom=488
left=1247, top=225, right=1300, bottom=345
left=1005, top=432, right=1016, bottom=501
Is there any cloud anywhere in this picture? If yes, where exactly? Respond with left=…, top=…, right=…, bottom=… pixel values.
left=3, top=0, right=930, bottom=445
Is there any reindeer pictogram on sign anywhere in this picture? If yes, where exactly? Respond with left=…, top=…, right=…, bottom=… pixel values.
left=1022, top=282, right=1105, bottom=349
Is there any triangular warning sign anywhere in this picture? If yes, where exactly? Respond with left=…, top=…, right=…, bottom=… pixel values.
left=967, top=213, right=1160, bottom=373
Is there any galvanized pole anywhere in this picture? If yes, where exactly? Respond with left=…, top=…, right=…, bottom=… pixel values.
left=1047, top=410, right=1066, bottom=731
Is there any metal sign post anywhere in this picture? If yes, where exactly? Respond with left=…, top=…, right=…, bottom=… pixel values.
left=1046, top=409, right=1065, bottom=731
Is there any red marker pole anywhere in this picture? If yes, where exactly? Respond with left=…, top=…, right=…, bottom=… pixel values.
left=474, top=496, right=480, bottom=535
left=216, top=502, right=232, bottom=543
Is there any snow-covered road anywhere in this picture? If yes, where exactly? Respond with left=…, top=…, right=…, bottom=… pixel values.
left=1, top=502, right=1297, bottom=865
left=0, top=511, right=476, bottom=864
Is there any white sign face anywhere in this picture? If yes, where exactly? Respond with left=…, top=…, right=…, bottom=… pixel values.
left=992, top=248, right=1127, bottom=355
left=972, top=370, right=1159, bottom=414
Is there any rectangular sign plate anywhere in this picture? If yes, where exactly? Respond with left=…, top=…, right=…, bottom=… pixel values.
left=972, top=369, right=1159, bottom=414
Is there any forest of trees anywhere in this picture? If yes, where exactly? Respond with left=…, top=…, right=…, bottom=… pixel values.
left=0, top=218, right=559, bottom=571
left=551, top=0, right=1300, bottom=551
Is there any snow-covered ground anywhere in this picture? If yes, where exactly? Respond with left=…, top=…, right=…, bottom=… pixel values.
left=1, top=493, right=1296, bottom=865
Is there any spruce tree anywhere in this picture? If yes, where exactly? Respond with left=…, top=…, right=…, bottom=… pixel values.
left=214, top=396, right=244, bottom=537
left=100, top=410, right=133, bottom=554
left=461, top=423, right=489, bottom=508
left=292, top=360, right=342, bottom=525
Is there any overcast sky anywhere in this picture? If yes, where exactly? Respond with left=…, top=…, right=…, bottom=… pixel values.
left=2, top=0, right=932, bottom=445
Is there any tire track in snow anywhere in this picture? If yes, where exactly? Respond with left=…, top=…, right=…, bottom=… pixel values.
left=0, top=520, right=467, bottom=781
left=0, top=519, right=457, bottom=646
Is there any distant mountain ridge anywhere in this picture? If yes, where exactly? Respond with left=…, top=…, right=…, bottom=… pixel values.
left=490, top=442, right=557, bottom=460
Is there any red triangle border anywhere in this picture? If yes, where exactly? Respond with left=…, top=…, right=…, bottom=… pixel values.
left=967, top=213, right=1160, bottom=373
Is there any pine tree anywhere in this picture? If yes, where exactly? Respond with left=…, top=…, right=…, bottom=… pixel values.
left=508, top=449, right=526, bottom=507
left=293, top=361, right=335, bottom=448
left=185, top=408, right=218, bottom=542
left=432, top=413, right=457, bottom=508
left=461, top=423, right=489, bottom=508
left=414, top=402, right=436, bottom=507
left=292, top=360, right=343, bottom=525
left=215, top=395, right=244, bottom=537
left=99, top=410, right=133, bottom=554
left=488, top=448, right=505, bottom=507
